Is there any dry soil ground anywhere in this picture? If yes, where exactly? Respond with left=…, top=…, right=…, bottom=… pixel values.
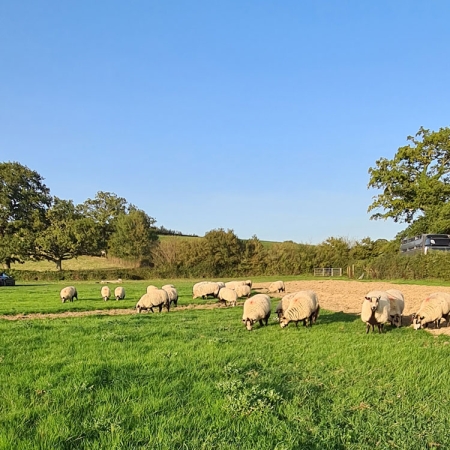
left=2, top=280, right=450, bottom=335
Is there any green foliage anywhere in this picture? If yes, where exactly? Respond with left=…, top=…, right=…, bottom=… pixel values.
left=368, top=126, right=450, bottom=223
left=0, top=161, right=51, bottom=267
left=79, top=191, right=130, bottom=253
left=108, top=210, right=158, bottom=263
left=34, top=197, right=102, bottom=271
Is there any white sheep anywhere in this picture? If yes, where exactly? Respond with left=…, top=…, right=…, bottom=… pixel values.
left=114, top=286, right=126, bottom=301
left=218, top=287, right=238, bottom=307
left=385, top=289, right=405, bottom=328
left=136, top=289, right=170, bottom=313
left=234, top=284, right=251, bottom=299
left=60, top=286, right=78, bottom=303
left=101, top=285, right=111, bottom=301
left=192, top=282, right=220, bottom=299
left=162, top=285, right=179, bottom=307
left=361, top=290, right=390, bottom=333
left=269, top=280, right=285, bottom=293
left=225, top=280, right=246, bottom=290
left=275, top=292, right=299, bottom=320
left=413, top=292, right=450, bottom=330
left=242, top=294, right=272, bottom=331
left=279, top=290, right=320, bottom=328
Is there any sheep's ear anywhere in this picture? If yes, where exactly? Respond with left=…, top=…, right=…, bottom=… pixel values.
left=364, top=296, right=371, bottom=301
left=377, top=296, right=381, bottom=301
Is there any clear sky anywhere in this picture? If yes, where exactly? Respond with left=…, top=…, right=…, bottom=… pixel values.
left=1, top=1, right=449, bottom=244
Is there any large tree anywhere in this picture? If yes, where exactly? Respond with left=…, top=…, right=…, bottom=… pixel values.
left=0, top=161, right=51, bottom=268
left=34, top=197, right=101, bottom=270
left=79, top=191, right=130, bottom=254
left=368, top=126, right=450, bottom=224
left=108, top=210, right=158, bottom=264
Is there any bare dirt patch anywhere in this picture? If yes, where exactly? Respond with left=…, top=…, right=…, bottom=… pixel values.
left=3, top=280, right=450, bottom=335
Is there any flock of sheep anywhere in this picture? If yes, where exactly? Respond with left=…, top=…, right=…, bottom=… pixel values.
left=59, top=281, right=450, bottom=333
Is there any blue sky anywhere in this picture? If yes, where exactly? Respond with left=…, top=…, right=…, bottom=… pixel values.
left=1, top=1, right=449, bottom=244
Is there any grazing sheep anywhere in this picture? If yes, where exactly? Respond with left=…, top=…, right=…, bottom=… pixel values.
left=242, top=294, right=272, bottom=331
left=361, top=290, right=390, bottom=334
left=413, top=292, right=450, bottom=330
left=218, top=287, right=238, bottom=307
left=225, top=280, right=246, bottom=290
left=269, top=280, right=285, bottom=293
left=162, top=285, right=179, bottom=307
left=235, top=284, right=251, bottom=299
left=101, top=285, right=111, bottom=301
left=136, top=289, right=170, bottom=314
left=385, top=289, right=405, bottom=328
left=114, top=286, right=126, bottom=301
left=279, top=290, right=320, bottom=328
left=60, top=286, right=78, bottom=303
left=192, top=282, right=220, bottom=299
left=146, top=285, right=158, bottom=293
left=275, top=293, right=298, bottom=320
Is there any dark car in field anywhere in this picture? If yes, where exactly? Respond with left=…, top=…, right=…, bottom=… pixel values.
left=0, top=273, right=15, bottom=286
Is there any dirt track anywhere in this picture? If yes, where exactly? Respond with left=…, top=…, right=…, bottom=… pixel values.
left=2, top=280, right=450, bottom=335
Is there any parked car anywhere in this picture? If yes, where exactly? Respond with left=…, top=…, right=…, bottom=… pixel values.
left=0, top=273, right=15, bottom=286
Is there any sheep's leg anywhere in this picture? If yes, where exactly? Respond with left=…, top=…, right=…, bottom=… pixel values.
left=366, top=323, right=370, bottom=334
left=259, top=319, right=264, bottom=327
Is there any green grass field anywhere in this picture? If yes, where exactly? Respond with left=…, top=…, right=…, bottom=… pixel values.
left=1, top=280, right=450, bottom=449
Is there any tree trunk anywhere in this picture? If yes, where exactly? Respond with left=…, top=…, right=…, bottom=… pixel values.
left=56, top=259, right=62, bottom=271
left=4, top=259, right=11, bottom=269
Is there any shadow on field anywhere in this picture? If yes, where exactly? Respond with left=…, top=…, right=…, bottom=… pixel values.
left=317, top=311, right=359, bottom=325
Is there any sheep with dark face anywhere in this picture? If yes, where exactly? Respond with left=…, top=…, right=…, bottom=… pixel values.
left=162, top=285, right=178, bottom=307
left=192, top=282, right=220, bottom=299
left=242, top=294, right=271, bottom=331
left=218, top=287, right=238, bottom=307
left=412, top=292, right=450, bottom=330
left=361, top=290, right=390, bottom=334
left=269, top=281, right=285, bottom=293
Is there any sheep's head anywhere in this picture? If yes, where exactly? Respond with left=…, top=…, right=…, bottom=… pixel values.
left=242, top=318, right=254, bottom=331
left=279, top=317, right=289, bottom=328
left=364, top=295, right=380, bottom=312
left=412, top=314, right=424, bottom=330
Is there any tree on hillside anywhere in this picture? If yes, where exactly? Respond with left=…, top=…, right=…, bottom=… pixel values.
left=203, top=229, right=243, bottom=276
left=314, top=237, right=350, bottom=268
left=79, top=191, right=130, bottom=254
left=108, top=210, right=158, bottom=264
left=368, top=126, right=450, bottom=224
left=34, top=197, right=101, bottom=270
left=0, top=161, right=51, bottom=268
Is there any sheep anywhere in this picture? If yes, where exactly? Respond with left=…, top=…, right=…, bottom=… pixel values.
left=225, top=280, right=246, bottom=290
left=60, top=286, right=78, bottom=303
left=218, top=287, right=238, bottom=307
left=245, top=280, right=252, bottom=288
left=192, top=282, right=220, bottom=299
left=146, top=285, right=158, bottom=293
left=269, top=280, right=285, bottom=293
left=234, top=284, right=251, bottom=299
left=279, top=290, right=320, bottom=328
left=101, top=285, right=111, bottom=301
left=385, top=289, right=405, bottom=328
left=136, top=289, right=170, bottom=313
left=162, top=285, right=179, bottom=307
left=242, top=294, right=271, bottom=331
left=275, top=292, right=299, bottom=320
left=114, top=286, right=126, bottom=301
left=361, top=290, right=390, bottom=334
left=412, top=292, right=450, bottom=330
